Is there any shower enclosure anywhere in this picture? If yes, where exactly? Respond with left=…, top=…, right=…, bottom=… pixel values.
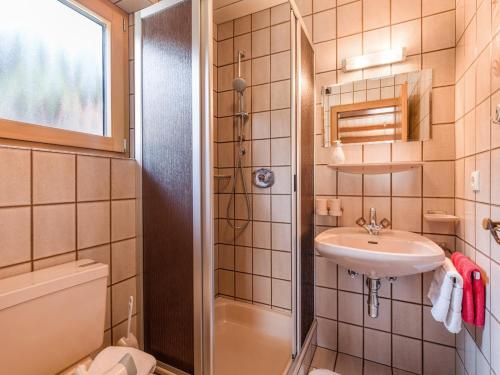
left=135, top=0, right=314, bottom=373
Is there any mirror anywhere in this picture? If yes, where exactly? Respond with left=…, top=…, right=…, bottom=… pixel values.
left=321, top=69, right=432, bottom=145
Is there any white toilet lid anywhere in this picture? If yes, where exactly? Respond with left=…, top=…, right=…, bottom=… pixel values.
left=310, top=369, right=339, bottom=375
left=88, top=347, right=156, bottom=375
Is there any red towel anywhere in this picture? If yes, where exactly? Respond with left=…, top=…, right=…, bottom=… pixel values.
left=451, top=252, right=485, bottom=326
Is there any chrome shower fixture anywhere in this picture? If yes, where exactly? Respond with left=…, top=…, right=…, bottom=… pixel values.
left=226, top=50, right=251, bottom=231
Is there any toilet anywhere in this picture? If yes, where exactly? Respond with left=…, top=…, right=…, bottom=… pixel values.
left=0, top=259, right=156, bottom=375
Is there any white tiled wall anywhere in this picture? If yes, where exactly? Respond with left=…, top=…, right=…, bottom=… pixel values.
left=214, top=3, right=294, bottom=311
left=454, top=1, right=499, bottom=374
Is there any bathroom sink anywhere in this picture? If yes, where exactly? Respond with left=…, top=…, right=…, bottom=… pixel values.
left=314, top=227, right=445, bottom=278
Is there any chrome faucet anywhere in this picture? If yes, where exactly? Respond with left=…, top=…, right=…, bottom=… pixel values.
left=356, top=208, right=391, bottom=235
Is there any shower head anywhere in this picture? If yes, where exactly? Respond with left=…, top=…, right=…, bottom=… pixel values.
left=232, top=77, right=247, bottom=93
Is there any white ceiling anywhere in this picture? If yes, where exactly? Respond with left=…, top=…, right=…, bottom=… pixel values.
left=108, top=0, right=158, bottom=14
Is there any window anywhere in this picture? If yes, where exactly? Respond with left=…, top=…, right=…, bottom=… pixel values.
left=0, top=0, right=128, bottom=152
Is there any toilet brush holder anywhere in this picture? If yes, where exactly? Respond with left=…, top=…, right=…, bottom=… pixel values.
left=116, top=296, right=139, bottom=349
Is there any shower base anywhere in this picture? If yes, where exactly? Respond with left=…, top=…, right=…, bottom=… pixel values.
left=214, top=297, right=292, bottom=375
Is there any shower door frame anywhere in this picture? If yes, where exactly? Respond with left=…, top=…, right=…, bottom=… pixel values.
left=135, top=0, right=214, bottom=374
left=290, top=2, right=316, bottom=361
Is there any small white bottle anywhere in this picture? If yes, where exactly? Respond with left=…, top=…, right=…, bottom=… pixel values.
left=331, top=140, right=345, bottom=164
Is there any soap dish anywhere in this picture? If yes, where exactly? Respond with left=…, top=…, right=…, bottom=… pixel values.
left=424, top=211, right=459, bottom=223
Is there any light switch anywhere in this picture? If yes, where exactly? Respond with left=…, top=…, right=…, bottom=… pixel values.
left=471, top=170, right=480, bottom=192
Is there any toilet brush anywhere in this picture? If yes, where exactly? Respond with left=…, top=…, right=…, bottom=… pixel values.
left=116, top=296, right=139, bottom=349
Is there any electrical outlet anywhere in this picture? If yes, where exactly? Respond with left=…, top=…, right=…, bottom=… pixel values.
left=471, top=170, right=480, bottom=192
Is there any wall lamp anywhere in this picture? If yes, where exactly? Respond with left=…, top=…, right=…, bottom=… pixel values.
left=342, top=47, right=407, bottom=72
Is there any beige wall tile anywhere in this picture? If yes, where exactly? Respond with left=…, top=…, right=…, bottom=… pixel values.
left=313, top=0, right=335, bottom=13
left=423, top=161, right=455, bottom=197
left=111, top=277, right=137, bottom=324
left=432, top=85, right=455, bottom=124
left=337, top=1, right=362, bottom=38
left=234, top=15, right=251, bottom=36
left=33, top=204, right=75, bottom=259
left=423, top=0, right=455, bottom=16
left=0, top=207, right=31, bottom=268
left=235, top=246, right=252, bottom=273
left=363, top=0, right=390, bottom=30
left=315, top=40, right=337, bottom=73
left=422, top=10, right=456, bottom=52
left=271, top=22, right=291, bottom=53
left=272, top=278, right=291, bottom=308
left=111, top=200, right=136, bottom=241
left=0, top=148, right=30, bottom=207
left=253, top=275, right=271, bottom=304
left=391, top=19, right=422, bottom=56
left=316, top=286, right=337, bottom=319
left=253, top=248, right=271, bottom=276
left=252, top=8, right=270, bottom=30
left=234, top=33, right=252, bottom=62
left=364, top=329, right=391, bottom=365
left=235, top=272, right=252, bottom=300
left=423, top=49, right=456, bottom=87
left=423, top=124, right=455, bottom=160
left=295, top=0, right=312, bottom=16
left=392, top=335, right=422, bottom=373
left=111, top=239, right=137, bottom=284
left=313, top=9, right=336, bottom=43
left=392, top=197, right=422, bottom=232
left=252, top=55, right=270, bottom=85
left=271, top=3, right=290, bottom=25
left=218, top=64, right=234, bottom=91
left=218, top=39, right=233, bottom=66
left=217, top=21, right=233, bottom=41
left=338, top=323, right=363, bottom=357
left=271, top=51, right=291, bottom=82
left=271, top=222, right=291, bottom=251
left=219, top=269, right=234, bottom=296
left=77, top=156, right=110, bottom=202
left=252, top=83, right=270, bottom=112
left=317, top=317, right=338, bottom=350
left=391, top=0, right=421, bottom=23
left=271, top=80, right=291, bottom=110
left=338, top=291, right=363, bottom=325
left=77, top=202, right=110, bottom=249
left=33, top=151, right=75, bottom=204
left=252, top=28, right=270, bottom=58
left=423, top=342, right=455, bottom=375
left=271, top=251, right=291, bottom=280
left=393, top=301, right=422, bottom=338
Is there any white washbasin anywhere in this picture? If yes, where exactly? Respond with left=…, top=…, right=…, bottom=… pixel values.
left=314, top=227, right=445, bottom=278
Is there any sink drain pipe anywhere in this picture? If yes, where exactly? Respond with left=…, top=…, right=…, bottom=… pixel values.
left=366, top=278, right=381, bottom=318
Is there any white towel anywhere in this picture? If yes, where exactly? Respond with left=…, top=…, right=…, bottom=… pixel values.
left=427, top=258, right=463, bottom=333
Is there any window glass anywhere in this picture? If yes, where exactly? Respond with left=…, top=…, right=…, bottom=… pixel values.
left=0, top=0, right=106, bottom=136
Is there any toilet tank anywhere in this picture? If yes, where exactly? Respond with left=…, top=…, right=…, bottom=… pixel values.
left=0, top=260, right=108, bottom=375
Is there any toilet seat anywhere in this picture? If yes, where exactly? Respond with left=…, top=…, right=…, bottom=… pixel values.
left=88, top=347, right=156, bottom=375
left=309, top=369, right=339, bottom=375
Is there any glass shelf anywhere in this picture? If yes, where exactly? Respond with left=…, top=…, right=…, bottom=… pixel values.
left=328, top=162, right=423, bottom=174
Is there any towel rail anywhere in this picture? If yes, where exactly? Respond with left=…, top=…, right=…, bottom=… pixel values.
left=437, top=243, right=481, bottom=280
left=482, top=218, right=500, bottom=244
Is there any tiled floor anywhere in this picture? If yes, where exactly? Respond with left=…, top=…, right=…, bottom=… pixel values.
left=309, top=347, right=419, bottom=375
